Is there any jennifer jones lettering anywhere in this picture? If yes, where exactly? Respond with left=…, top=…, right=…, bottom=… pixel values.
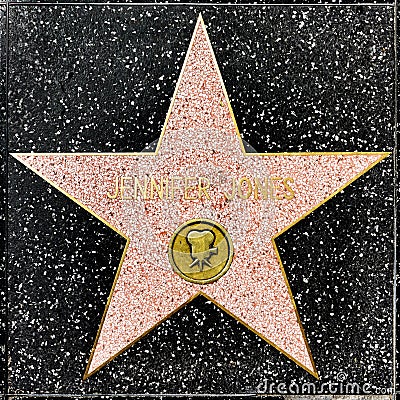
left=107, top=175, right=295, bottom=201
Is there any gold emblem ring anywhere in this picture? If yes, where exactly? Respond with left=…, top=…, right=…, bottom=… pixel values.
left=168, top=219, right=234, bottom=284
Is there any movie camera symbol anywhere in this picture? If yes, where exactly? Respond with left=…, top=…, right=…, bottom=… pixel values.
left=187, top=229, right=218, bottom=272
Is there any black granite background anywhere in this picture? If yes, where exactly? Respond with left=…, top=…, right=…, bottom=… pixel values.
left=0, top=4, right=6, bottom=397
left=4, top=4, right=397, bottom=397
left=395, top=7, right=399, bottom=396
left=5, top=0, right=399, bottom=5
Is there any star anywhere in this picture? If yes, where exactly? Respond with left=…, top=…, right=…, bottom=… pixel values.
left=12, top=15, right=388, bottom=380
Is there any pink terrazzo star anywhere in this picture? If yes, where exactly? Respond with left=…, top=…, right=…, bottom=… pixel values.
left=13, top=15, right=388, bottom=379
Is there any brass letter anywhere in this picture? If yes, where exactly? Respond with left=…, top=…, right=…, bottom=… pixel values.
left=198, top=177, right=211, bottom=199
left=134, top=177, right=148, bottom=200
left=150, top=177, right=164, bottom=199
left=224, top=177, right=237, bottom=200
left=184, top=177, right=198, bottom=200
left=271, top=176, right=284, bottom=200
left=170, top=176, right=182, bottom=199
left=254, top=177, right=270, bottom=200
left=237, top=177, right=252, bottom=200
left=107, top=176, right=119, bottom=199
left=121, top=176, right=132, bottom=200
left=283, top=177, right=295, bottom=200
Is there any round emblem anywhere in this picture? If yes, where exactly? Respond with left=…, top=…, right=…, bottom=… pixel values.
left=168, top=219, right=234, bottom=284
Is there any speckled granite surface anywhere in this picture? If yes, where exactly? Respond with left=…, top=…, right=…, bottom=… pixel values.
left=3, top=4, right=397, bottom=398
left=0, top=4, right=6, bottom=398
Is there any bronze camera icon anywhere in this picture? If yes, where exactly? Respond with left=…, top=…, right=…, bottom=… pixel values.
left=186, top=229, right=218, bottom=271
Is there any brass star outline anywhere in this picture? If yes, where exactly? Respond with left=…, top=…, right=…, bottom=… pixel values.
left=12, top=15, right=390, bottom=380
